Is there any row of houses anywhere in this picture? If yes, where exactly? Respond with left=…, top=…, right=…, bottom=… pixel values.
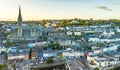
left=90, top=45, right=119, bottom=55
left=89, top=38, right=120, bottom=43
left=64, top=24, right=117, bottom=33
left=6, top=47, right=84, bottom=61
left=87, top=52, right=120, bottom=69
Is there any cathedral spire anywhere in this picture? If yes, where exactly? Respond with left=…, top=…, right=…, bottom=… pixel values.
left=18, top=5, right=22, bottom=25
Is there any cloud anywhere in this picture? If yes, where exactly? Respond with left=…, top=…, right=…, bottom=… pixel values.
left=114, top=3, right=120, bottom=5
left=96, top=6, right=112, bottom=11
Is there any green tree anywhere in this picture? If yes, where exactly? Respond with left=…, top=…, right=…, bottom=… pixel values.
left=0, top=64, right=2, bottom=69
left=86, top=46, right=92, bottom=51
left=0, top=64, right=8, bottom=70
left=2, top=64, right=7, bottom=69
left=94, top=67, right=99, bottom=70
left=29, top=48, right=32, bottom=60
left=12, top=64, right=16, bottom=70
left=39, top=36, right=47, bottom=41
left=48, top=43, right=61, bottom=50
left=96, top=43, right=104, bottom=47
left=46, top=58, right=54, bottom=64
left=4, top=52, right=8, bottom=62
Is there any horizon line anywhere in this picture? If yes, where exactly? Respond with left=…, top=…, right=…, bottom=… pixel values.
left=0, top=18, right=120, bottom=21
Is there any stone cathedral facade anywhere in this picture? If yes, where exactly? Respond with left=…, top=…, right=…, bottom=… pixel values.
left=9, top=6, right=43, bottom=42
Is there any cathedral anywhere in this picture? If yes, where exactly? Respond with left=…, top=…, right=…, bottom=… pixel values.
left=9, top=6, right=43, bottom=42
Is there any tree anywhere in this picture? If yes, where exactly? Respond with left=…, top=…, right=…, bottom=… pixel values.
left=40, top=20, right=47, bottom=26
left=86, top=46, right=92, bottom=51
left=5, top=41, right=20, bottom=46
left=48, top=43, right=61, bottom=50
left=2, top=64, right=7, bottom=69
left=0, top=64, right=8, bottom=70
left=96, top=43, right=104, bottom=47
left=42, top=46, right=48, bottom=50
left=39, top=36, right=47, bottom=41
left=46, top=58, right=54, bottom=64
left=29, top=48, right=32, bottom=60
left=4, top=52, right=8, bottom=62
left=0, top=64, right=2, bottom=69
left=94, top=67, right=99, bottom=70
left=0, top=23, right=3, bottom=27
left=12, top=64, right=16, bottom=70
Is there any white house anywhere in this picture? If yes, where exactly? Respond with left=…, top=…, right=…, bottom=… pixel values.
left=89, top=38, right=99, bottom=42
left=89, top=38, right=120, bottom=43
left=103, top=45, right=118, bottom=53
left=66, top=31, right=73, bottom=35
left=58, top=40, right=71, bottom=46
left=95, top=58, right=109, bottom=67
left=62, top=50, right=82, bottom=58
left=103, top=31, right=115, bottom=36
left=116, top=27, right=120, bottom=32
left=43, top=51, right=56, bottom=58
left=0, top=47, right=6, bottom=53
left=74, top=32, right=81, bottom=35
left=87, top=52, right=98, bottom=61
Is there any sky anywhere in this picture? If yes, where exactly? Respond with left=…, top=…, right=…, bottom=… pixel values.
left=0, top=0, right=120, bottom=21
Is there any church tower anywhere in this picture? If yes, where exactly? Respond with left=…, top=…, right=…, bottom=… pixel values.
left=18, top=6, right=22, bottom=25
left=17, top=6, right=22, bottom=37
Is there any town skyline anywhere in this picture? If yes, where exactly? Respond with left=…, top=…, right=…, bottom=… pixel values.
left=0, top=0, right=120, bottom=21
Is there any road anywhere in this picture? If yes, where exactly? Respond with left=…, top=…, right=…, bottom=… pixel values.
left=66, top=59, right=87, bottom=70
left=7, top=60, right=30, bottom=70
left=66, top=60, right=80, bottom=70
left=0, top=54, right=4, bottom=64
left=79, top=57, right=90, bottom=68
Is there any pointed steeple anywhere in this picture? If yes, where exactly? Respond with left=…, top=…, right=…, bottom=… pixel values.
left=18, top=5, right=22, bottom=25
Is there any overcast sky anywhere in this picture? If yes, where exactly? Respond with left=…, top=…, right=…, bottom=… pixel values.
left=0, top=0, right=120, bottom=20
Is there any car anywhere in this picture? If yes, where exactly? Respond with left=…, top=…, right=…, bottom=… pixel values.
left=40, top=61, right=43, bottom=64
left=36, top=62, right=38, bottom=64
left=29, top=63, right=33, bottom=66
